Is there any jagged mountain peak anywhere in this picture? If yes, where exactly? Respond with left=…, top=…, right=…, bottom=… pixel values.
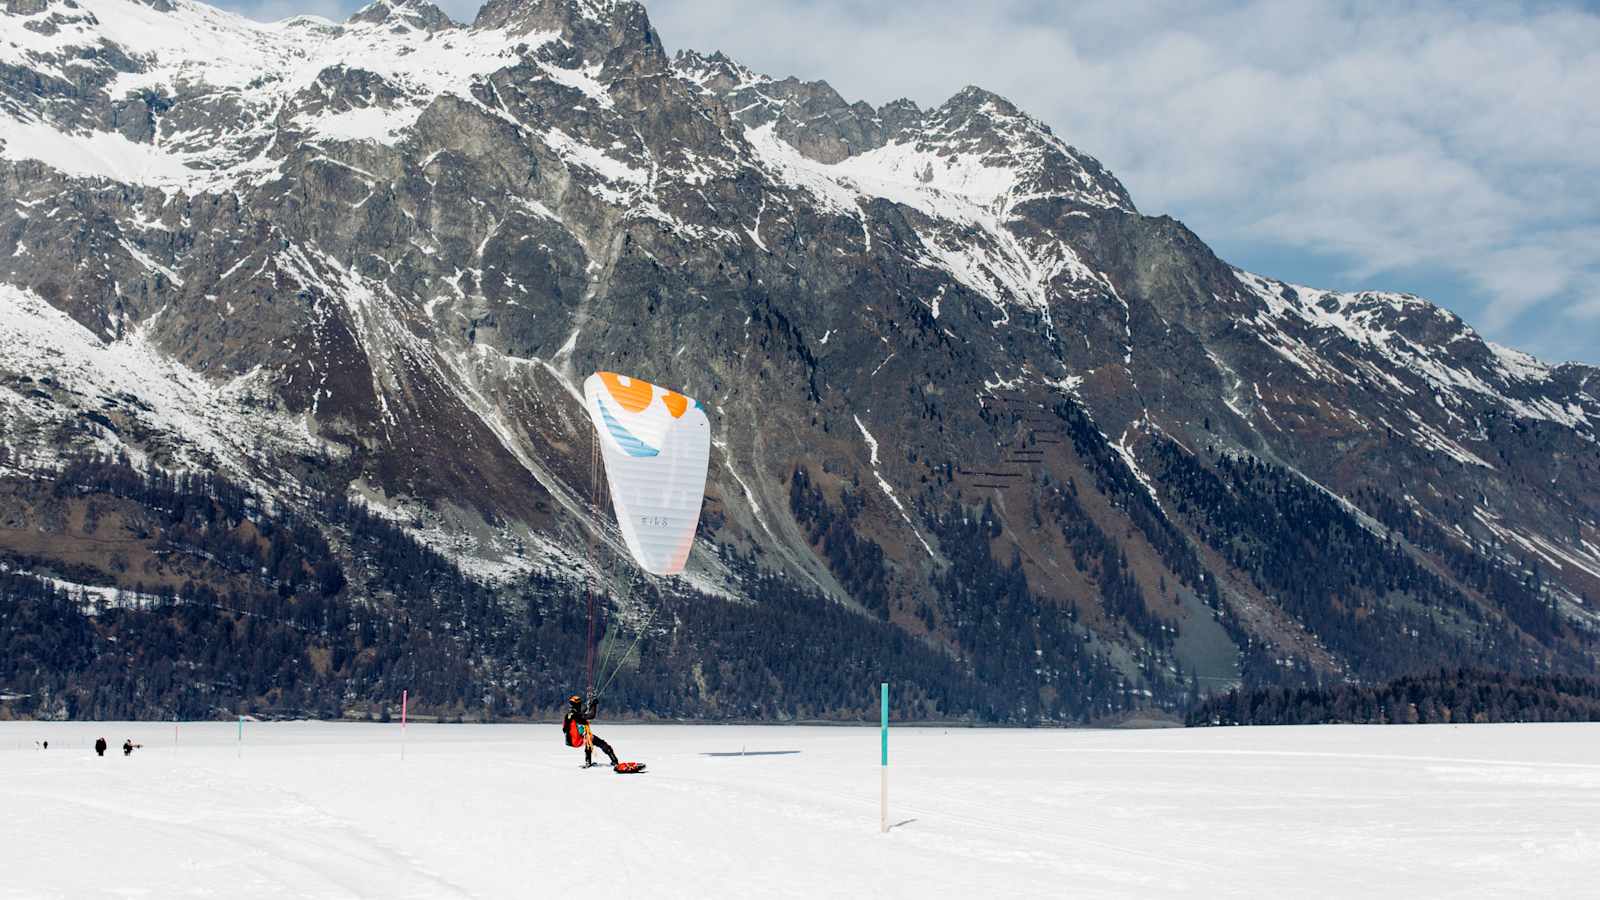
left=346, top=0, right=456, bottom=32
left=472, top=0, right=664, bottom=76
left=473, top=0, right=620, bottom=27
left=673, top=49, right=1133, bottom=212
left=671, top=47, right=736, bottom=76
left=673, top=49, right=872, bottom=164
left=278, top=13, right=340, bottom=33
left=942, top=84, right=1019, bottom=114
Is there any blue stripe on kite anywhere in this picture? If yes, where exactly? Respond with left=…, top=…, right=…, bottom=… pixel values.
left=597, top=396, right=659, bottom=458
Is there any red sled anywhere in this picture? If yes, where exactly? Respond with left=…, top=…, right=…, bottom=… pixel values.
left=613, top=761, right=647, bottom=774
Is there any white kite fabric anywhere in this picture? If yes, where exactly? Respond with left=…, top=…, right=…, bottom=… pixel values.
left=582, top=372, right=711, bottom=576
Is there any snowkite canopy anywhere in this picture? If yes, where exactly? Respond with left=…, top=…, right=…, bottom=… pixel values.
left=582, top=372, right=711, bottom=576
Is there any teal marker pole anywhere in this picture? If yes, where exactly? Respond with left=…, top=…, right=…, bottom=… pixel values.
left=879, top=682, right=889, bottom=833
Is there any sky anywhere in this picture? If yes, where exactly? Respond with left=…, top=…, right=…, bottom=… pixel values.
left=218, top=0, right=1600, bottom=366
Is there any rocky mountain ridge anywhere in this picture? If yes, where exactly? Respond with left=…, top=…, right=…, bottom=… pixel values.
left=1, top=0, right=1596, bottom=720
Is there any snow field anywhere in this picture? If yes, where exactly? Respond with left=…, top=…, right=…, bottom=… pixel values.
left=2, top=722, right=1597, bottom=898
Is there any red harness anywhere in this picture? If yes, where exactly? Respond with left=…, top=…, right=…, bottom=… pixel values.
left=565, top=720, right=588, bottom=748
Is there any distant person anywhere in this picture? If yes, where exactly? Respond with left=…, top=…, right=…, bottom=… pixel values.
left=42, top=740, right=47, bottom=749
left=562, top=694, right=619, bottom=768
left=94, top=737, right=107, bottom=757
left=122, top=739, right=141, bottom=756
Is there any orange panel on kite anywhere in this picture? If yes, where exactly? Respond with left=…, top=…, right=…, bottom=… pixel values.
left=599, top=371, right=654, bottom=413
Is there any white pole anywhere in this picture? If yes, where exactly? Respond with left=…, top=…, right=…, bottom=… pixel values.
left=880, top=768, right=888, bottom=834
left=880, top=682, right=889, bottom=834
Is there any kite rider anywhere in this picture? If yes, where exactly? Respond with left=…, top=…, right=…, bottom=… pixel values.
left=563, top=694, right=620, bottom=768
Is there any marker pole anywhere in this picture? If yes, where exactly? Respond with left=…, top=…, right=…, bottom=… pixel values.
left=237, top=715, right=242, bottom=759
left=401, top=690, right=408, bottom=760
left=880, top=682, right=889, bottom=834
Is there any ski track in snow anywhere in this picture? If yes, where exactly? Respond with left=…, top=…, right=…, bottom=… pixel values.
left=3, top=722, right=1599, bottom=898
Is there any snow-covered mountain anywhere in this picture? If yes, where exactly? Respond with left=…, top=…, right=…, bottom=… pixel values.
left=2, top=0, right=1597, bottom=719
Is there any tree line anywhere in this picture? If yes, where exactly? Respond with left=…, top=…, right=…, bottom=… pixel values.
left=1188, top=669, right=1600, bottom=726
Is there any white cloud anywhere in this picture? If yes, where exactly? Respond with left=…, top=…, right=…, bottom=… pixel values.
left=641, top=0, right=1600, bottom=362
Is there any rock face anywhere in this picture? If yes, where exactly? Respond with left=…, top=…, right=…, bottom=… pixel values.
left=2, top=0, right=1597, bottom=717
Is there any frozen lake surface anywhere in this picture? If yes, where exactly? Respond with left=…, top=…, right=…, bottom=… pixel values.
left=3, top=721, right=1597, bottom=897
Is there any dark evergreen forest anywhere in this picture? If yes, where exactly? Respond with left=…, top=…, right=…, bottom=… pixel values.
left=1188, top=669, right=1600, bottom=726
left=1, top=456, right=1150, bottom=723
left=2, top=442, right=1589, bottom=726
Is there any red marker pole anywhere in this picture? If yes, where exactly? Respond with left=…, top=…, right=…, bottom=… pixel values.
left=401, top=690, right=408, bottom=760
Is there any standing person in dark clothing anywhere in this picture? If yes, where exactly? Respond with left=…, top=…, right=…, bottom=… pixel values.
left=94, top=737, right=107, bottom=757
left=562, top=694, right=619, bottom=768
